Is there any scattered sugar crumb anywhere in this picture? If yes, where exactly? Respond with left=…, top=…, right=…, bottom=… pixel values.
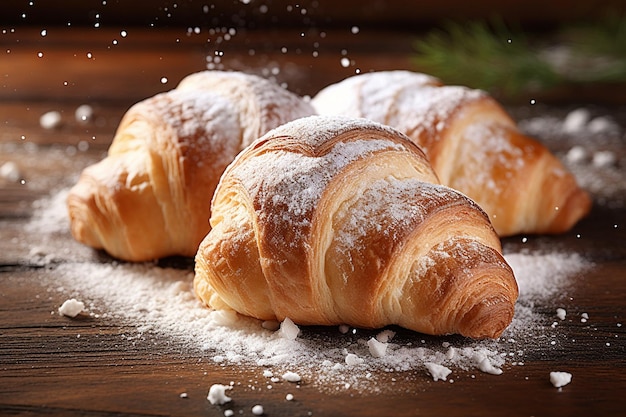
left=338, top=324, right=350, bottom=334
left=367, top=337, right=388, bottom=358
left=224, top=410, right=234, bottom=417
left=179, top=392, right=188, bottom=399
left=345, top=353, right=364, bottom=366
left=207, top=384, right=232, bottom=405
left=279, top=317, right=300, bottom=340
left=475, top=355, right=503, bottom=375
left=286, top=393, right=294, bottom=401
left=425, top=362, right=452, bottom=382
left=550, top=371, right=572, bottom=388
left=282, top=371, right=302, bottom=383
left=40, top=110, right=62, bottom=129
left=58, top=298, right=85, bottom=317
left=251, top=404, right=264, bottom=415
left=556, top=308, right=567, bottom=320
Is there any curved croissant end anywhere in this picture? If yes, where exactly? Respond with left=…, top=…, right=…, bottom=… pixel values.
left=312, top=71, right=591, bottom=237
left=194, top=115, right=518, bottom=339
left=68, top=89, right=242, bottom=261
left=67, top=71, right=316, bottom=262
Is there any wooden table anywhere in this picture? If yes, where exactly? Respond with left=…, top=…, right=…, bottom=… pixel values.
left=1, top=26, right=625, bottom=417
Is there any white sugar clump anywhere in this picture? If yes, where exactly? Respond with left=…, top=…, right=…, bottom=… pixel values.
left=251, top=404, right=264, bottom=415
left=550, top=371, right=572, bottom=388
left=474, top=353, right=503, bottom=375
left=58, top=298, right=85, bottom=317
left=425, top=362, right=452, bottom=381
left=282, top=371, right=302, bottom=383
left=40, top=110, right=62, bottom=129
left=345, top=353, right=364, bottom=366
left=0, top=161, right=21, bottom=182
left=556, top=308, right=567, bottom=320
left=279, top=317, right=300, bottom=340
left=367, top=337, right=388, bottom=358
left=207, top=384, right=232, bottom=405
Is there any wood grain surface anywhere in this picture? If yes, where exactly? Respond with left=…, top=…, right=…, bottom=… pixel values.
left=1, top=24, right=625, bottom=417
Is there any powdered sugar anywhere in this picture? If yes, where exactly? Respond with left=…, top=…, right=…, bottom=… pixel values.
left=232, top=117, right=410, bottom=246
left=21, top=185, right=592, bottom=393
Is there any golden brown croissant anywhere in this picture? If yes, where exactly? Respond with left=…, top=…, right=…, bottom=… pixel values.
left=67, top=71, right=315, bottom=261
left=194, top=115, right=518, bottom=339
left=312, top=70, right=591, bottom=236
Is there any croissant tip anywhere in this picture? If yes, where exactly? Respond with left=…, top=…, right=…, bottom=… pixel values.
left=457, top=298, right=516, bottom=340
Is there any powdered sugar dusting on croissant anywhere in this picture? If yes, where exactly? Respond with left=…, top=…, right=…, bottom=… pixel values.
left=177, top=70, right=316, bottom=148
left=194, top=115, right=518, bottom=339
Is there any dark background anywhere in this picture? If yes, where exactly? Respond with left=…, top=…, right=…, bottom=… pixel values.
left=2, top=0, right=625, bottom=30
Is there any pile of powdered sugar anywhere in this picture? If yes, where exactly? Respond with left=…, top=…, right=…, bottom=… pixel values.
left=23, top=183, right=589, bottom=393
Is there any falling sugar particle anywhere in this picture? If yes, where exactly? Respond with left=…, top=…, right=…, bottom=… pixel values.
left=530, top=99, right=536, bottom=105
left=40, top=29, right=47, bottom=36
left=340, top=57, right=350, bottom=67
left=120, top=30, right=127, bottom=37
left=351, top=26, right=360, bottom=34
left=160, top=77, right=168, bottom=84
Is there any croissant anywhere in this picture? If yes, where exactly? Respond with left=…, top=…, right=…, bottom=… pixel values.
left=312, top=70, right=592, bottom=236
left=67, top=71, right=315, bottom=261
left=194, top=115, right=519, bottom=339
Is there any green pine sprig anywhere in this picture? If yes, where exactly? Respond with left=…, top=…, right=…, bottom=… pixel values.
left=412, top=13, right=626, bottom=99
